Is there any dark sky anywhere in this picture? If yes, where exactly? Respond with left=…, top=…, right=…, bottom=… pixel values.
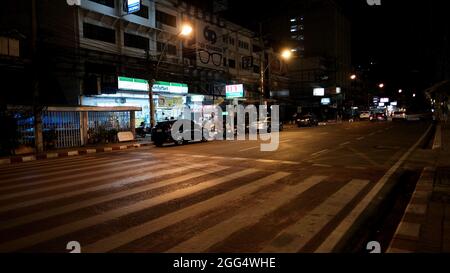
left=221, top=0, right=449, bottom=90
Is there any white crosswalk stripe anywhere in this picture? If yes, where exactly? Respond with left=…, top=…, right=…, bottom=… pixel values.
left=0, top=168, right=259, bottom=251
left=167, top=175, right=326, bottom=253
left=84, top=171, right=292, bottom=253
left=0, top=152, right=377, bottom=253
left=260, top=179, right=370, bottom=253
left=0, top=166, right=230, bottom=230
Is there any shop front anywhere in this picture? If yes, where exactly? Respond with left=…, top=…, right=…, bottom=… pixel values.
left=81, top=77, right=190, bottom=127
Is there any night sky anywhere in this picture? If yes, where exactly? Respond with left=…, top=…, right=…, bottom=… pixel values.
left=221, top=0, right=449, bottom=92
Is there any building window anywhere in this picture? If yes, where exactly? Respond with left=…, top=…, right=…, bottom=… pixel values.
left=223, top=57, right=227, bottom=67
left=229, top=37, right=235, bottom=46
left=0, top=37, right=20, bottom=57
left=134, top=5, right=149, bottom=19
left=83, top=23, right=116, bottom=44
left=156, top=10, right=177, bottom=28
left=89, top=0, right=115, bottom=8
left=228, top=59, right=236, bottom=68
left=124, top=33, right=149, bottom=50
left=238, top=40, right=249, bottom=50
left=157, top=42, right=177, bottom=55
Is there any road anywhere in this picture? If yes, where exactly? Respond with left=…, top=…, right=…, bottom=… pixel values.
left=0, top=121, right=432, bottom=253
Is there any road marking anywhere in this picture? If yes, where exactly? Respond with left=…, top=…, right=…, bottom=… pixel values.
left=0, top=160, right=151, bottom=200
left=167, top=175, right=326, bottom=253
left=0, top=168, right=260, bottom=252
left=0, top=158, right=142, bottom=189
left=0, top=156, right=117, bottom=180
left=0, top=166, right=230, bottom=230
left=84, top=171, right=291, bottom=253
left=312, top=164, right=333, bottom=168
left=311, top=149, right=329, bottom=157
left=433, top=124, right=442, bottom=149
left=345, top=166, right=368, bottom=170
left=357, top=137, right=365, bottom=141
left=239, top=146, right=259, bottom=152
left=340, top=141, right=351, bottom=146
left=0, top=161, right=211, bottom=213
left=280, top=140, right=292, bottom=143
left=261, top=179, right=370, bottom=253
left=315, top=124, right=433, bottom=252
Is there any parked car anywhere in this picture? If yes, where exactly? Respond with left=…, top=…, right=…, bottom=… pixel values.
left=249, top=117, right=284, bottom=133
left=392, top=111, right=407, bottom=121
left=151, top=119, right=208, bottom=147
left=297, top=114, right=319, bottom=127
left=359, top=111, right=371, bottom=120
left=370, top=112, right=387, bottom=121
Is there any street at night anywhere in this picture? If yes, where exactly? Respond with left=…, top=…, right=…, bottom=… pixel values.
left=1, top=0, right=450, bottom=270
left=0, top=121, right=435, bottom=253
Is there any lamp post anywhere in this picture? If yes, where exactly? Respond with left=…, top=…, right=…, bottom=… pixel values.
left=260, top=49, right=292, bottom=105
left=148, top=23, right=193, bottom=128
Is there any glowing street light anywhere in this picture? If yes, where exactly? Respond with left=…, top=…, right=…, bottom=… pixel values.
left=379, top=83, right=385, bottom=89
left=180, top=23, right=193, bottom=37
left=413, top=93, right=416, bottom=98
left=398, top=89, right=403, bottom=94
left=281, top=49, right=292, bottom=60
left=350, top=74, right=357, bottom=80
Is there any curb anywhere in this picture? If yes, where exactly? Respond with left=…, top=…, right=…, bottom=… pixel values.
left=0, top=142, right=153, bottom=166
left=387, top=123, right=441, bottom=253
left=387, top=166, right=435, bottom=253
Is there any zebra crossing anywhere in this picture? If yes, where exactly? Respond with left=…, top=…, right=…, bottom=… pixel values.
left=0, top=151, right=379, bottom=253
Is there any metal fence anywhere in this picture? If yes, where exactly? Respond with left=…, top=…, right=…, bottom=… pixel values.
left=15, top=113, right=35, bottom=147
left=88, top=111, right=131, bottom=135
left=42, top=111, right=82, bottom=149
left=12, top=107, right=139, bottom=151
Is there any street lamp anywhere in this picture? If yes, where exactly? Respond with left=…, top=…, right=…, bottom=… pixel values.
left=148, top=23, right=193, bottom=128
left=260, top=48, right=292, bottom=105
left=379, top=83, right=385, bottom=89
left=398, top=89, right=403, bottom=94
left=350, top=74, right=357, bottom=80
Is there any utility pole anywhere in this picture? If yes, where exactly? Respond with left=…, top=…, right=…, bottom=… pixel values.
left=259, top=22, right=265, bottom=106
left=31, top=0, right=44, bottom=153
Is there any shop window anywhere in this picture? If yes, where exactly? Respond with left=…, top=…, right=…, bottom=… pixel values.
left=83, top=23, right=116, bottom=44
left=124, top=33, right=149, bottom=50
left=156, top=10, right=177, bottom=28
left=228, top=59, right=236, bottom=68
left=89, top=0, right=115, bottom=8
left=157, top=42, right=177, bottom=55
left=134, top=5, right=149, bottom=19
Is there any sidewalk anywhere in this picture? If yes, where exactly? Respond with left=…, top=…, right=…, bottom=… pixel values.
left=388, top=122, right=450, bottom=252
left=0, top=138, right=153, bottom=165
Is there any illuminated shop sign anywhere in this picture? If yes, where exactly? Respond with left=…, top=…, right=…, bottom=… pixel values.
left=313, top=88, right=325, bottom=96
left=118, top=77, right=149, bottom=91
left=226, top=84, right=244, bottom=98
left=152, top=81, right=188, bottom=95
left=127, top=0, right=141, bottom=13
left=321, top=98, right=331, bottom=105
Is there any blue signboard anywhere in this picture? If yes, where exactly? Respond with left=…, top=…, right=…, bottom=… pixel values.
left=127, top=0, right=141, bottom=13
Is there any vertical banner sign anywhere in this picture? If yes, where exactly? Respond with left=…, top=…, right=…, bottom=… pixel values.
left=127, top=0, right=141, bottom=13
left=196, top=19, right=225, bottom=70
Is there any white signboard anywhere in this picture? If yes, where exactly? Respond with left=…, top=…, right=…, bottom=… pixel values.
left=118, top=77, right=149, bottom=92
left=127, top=0, right=141, bottom=13
left=196, top=19, right=225, bottom=70
left=380, top=98, right=390, bottom=103
left=152, top=81, right=188, bottom=95
left=226, top=84, right=244, bottom=98
left=313, top=88, right=325, bottom=97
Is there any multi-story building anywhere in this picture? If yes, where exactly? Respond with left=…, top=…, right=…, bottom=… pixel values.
left=0, top=0, right=294, bottom=124
left=264, top=0, right=351, bottom=119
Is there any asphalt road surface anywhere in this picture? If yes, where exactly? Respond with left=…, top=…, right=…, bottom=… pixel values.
left=0, top=121, right=432, bottom=253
